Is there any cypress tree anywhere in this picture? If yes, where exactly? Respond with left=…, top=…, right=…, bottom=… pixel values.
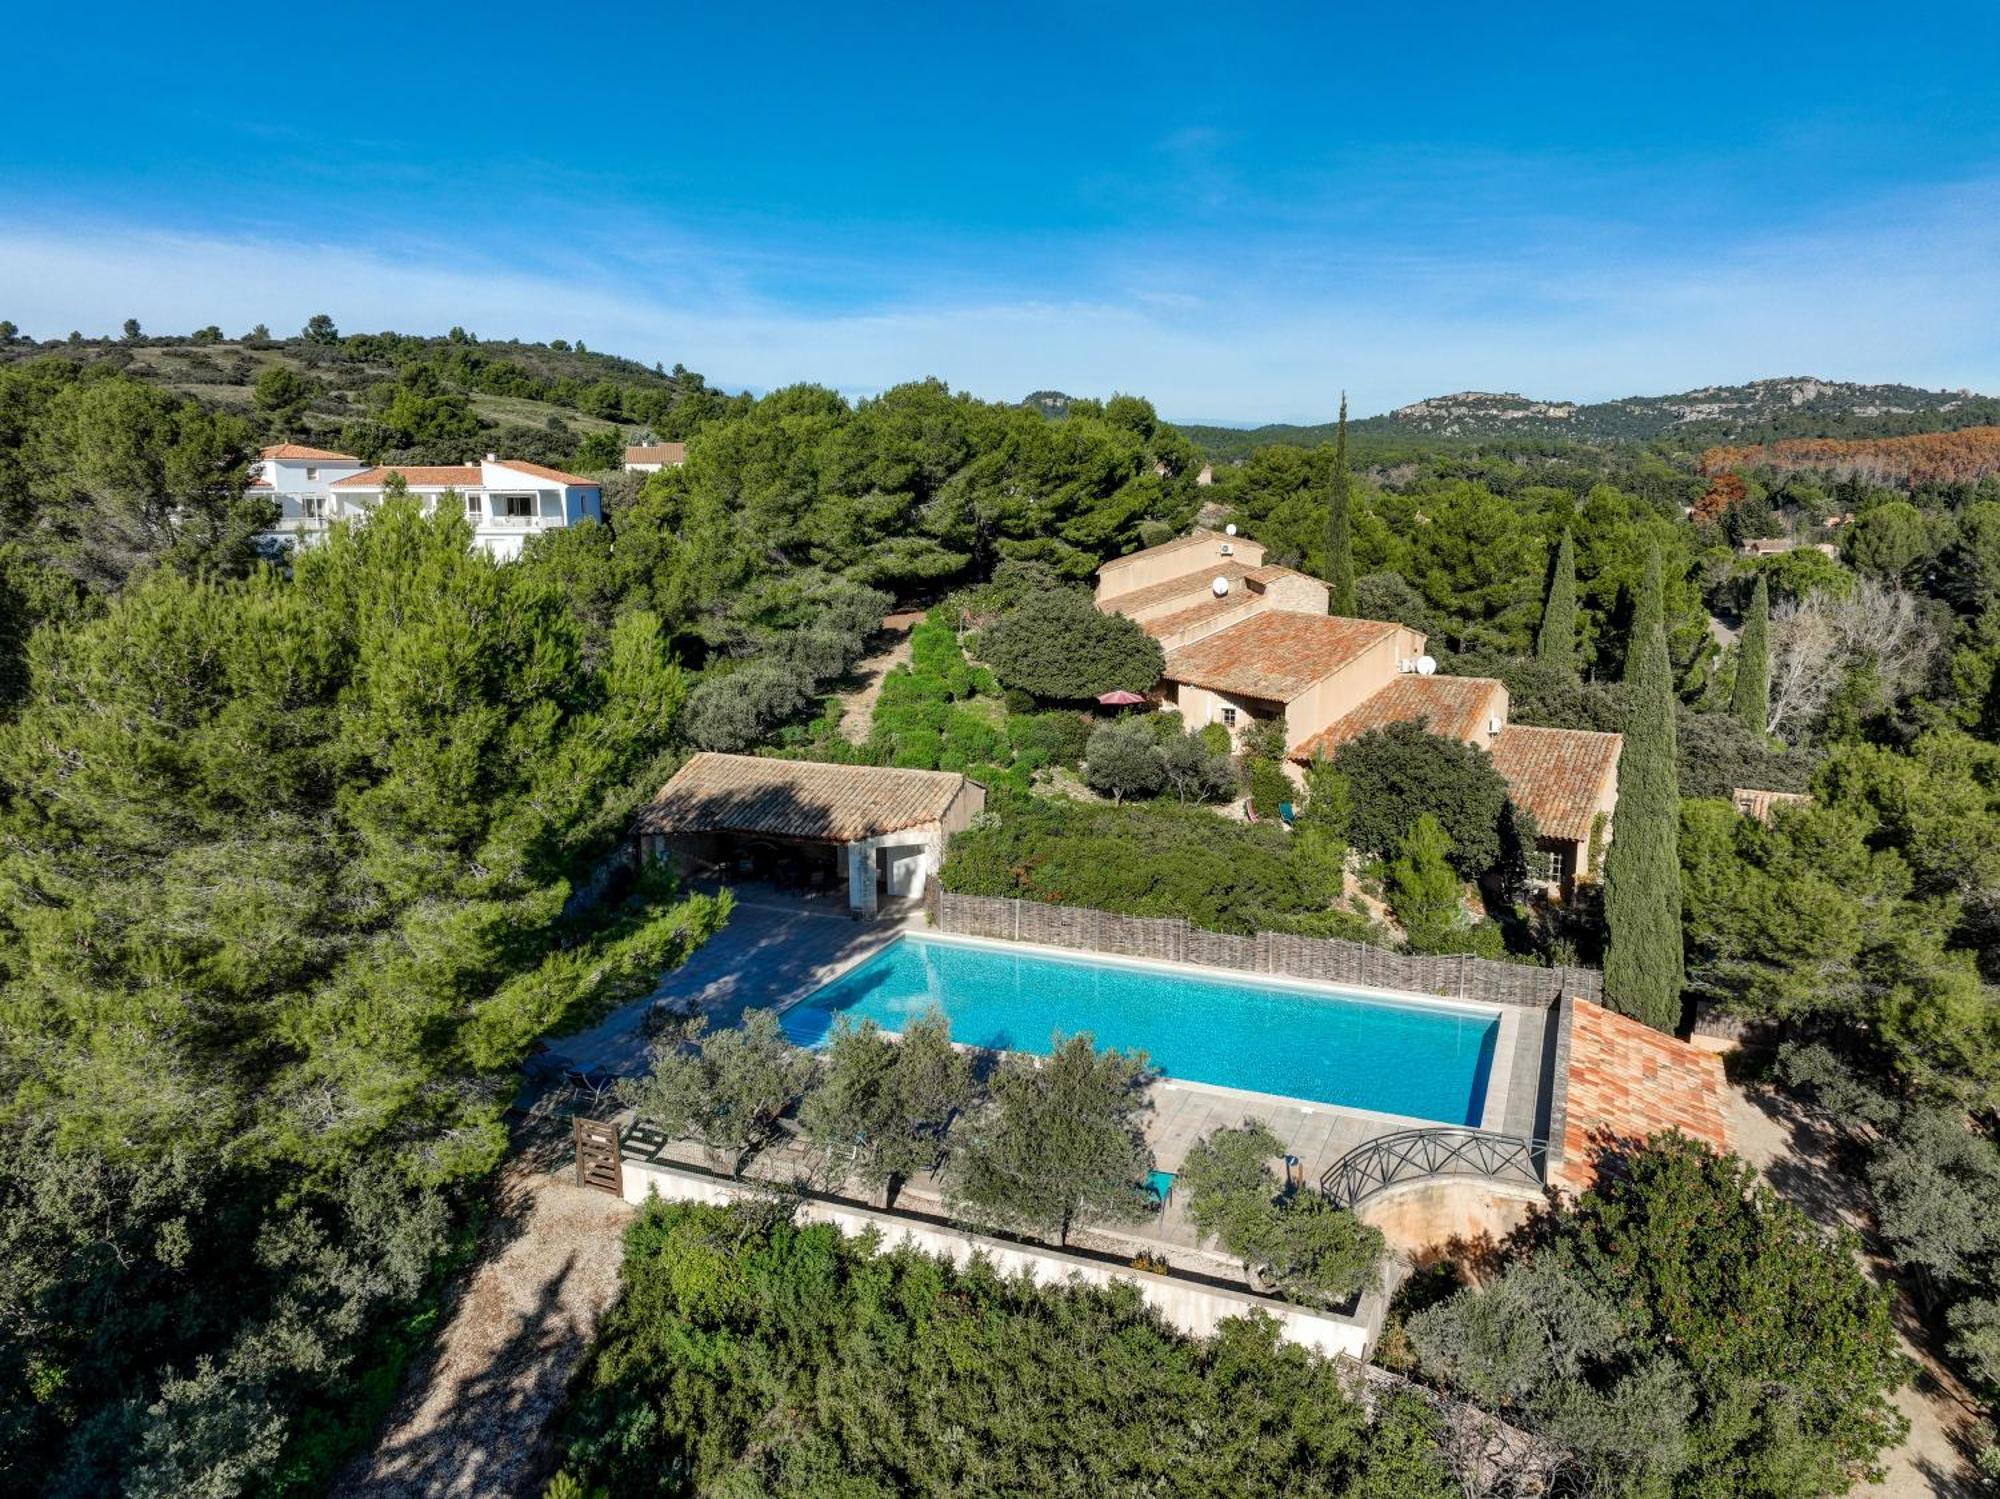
left=1731, top=573, right=1769, bottom=734
left=1324, top=393, right=1357, bottom=615
left=1535, top=531, right=1578, bottom=672
left=1602, top=548, right=1684, bottom=1031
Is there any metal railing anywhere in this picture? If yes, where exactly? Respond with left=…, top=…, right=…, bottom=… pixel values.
left=1318, top=1126, right=1549, bottom=1209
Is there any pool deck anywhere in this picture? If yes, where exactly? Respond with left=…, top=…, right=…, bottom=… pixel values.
left=557, top=887, right=1552, bottom=1219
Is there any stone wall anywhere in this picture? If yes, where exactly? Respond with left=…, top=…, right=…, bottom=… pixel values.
left=931, top=889, right=1603, bottom=1009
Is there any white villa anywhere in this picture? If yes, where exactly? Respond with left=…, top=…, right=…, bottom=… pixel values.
left=622, top=441, right=687, bottom=473
left=251, top=445, right=604, bottom=561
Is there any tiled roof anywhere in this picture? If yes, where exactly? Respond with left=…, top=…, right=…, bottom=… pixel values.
left=1106, top=561, right=1265, bottom=615
left=330, top=465, right=483, bottom=490
left=1488, top=725, right=1622, bottom=842
left=1288, top=675, right=1505, bottom=760
left=1098, top=527, right=1240, bottom=572
left=624, top=442, right=686, bottom=465
left=1554, top=999, right=1730, bottom=1195
left=259, top=443, right=362, bottom=461
left=491, top=458, right=596, bottom=486
left=635, top=752, right=972, bottom=844
left=1161, top=613, right=1398, bottom=702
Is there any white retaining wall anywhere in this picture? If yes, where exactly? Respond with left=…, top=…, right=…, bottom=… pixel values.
left=623, top=1156, right=1377, bottom=1360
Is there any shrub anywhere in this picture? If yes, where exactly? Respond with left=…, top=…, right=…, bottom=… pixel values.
left=1408, top=1134, right=1909, bottom=1498
left=1331, top=720, right=1510, bottom=877
left=941, top=789, right=1376, bottom=937
left=552, top=1200, right=1457, bottom=1495
left=978, top=588, right=1164, bottom=701
left=685, top=660, right=817, bottom=750
left=1083, top=717, right=1166, bottom=802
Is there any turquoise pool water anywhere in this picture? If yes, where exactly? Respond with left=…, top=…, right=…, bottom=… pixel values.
left=782, top=935, right=1498, bottom=1126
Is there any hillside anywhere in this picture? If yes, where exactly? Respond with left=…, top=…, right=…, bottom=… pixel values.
left=1701, top=425, right=2000, bottom=487
left=0, top=325, right=743, bottom=468
left=1181, top=376, right=2000, bottom=460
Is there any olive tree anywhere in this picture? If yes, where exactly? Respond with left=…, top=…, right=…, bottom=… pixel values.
left=799, top=1010, right=972, bottom=1203
left=947, top=1034, right=1153, bottom=1245
left=621, top=1009, right=817, bottom=1174
left=1178, top=1122, right=1383, bottom=1306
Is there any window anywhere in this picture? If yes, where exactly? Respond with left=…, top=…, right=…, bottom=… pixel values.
left=1220, top=706, right=1237, bottom=728
left=464, top=492, right=482, bottom=516
left=305, top=466, right=319, bottom=481
left=301, top=495, right=324, bottom=520
left=1527, top=847, right=1560, bottom=883
left=499, top=493, right=535, bottom=518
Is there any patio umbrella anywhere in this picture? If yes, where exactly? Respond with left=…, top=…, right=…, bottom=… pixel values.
left=1096, top=689, right=1147, bottom=707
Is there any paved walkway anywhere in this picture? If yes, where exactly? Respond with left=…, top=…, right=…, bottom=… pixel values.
left=554, top=890, right=913, bottom=1076
left=1725, top=1083, right=1989, bottom=1497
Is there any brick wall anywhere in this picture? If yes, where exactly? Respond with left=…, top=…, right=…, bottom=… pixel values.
left=932, top=890, right=1603, bottom=1009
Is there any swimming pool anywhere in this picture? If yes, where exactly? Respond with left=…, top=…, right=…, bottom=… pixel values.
left=781, top=935, right=1499, bottom=1126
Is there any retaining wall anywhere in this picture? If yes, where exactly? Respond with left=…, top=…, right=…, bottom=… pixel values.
left=622, top=1156, right=1379, bottom=1361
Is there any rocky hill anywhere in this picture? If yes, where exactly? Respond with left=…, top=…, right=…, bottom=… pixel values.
left=1181, top=377, right=2000, bottom=460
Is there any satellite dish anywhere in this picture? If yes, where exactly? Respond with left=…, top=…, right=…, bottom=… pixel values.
left=1211, top=575, right=1230, bottom=597
left=1224, top=522, right=1238, bottom=536
left=1416, top=655, right=1437, bottom=676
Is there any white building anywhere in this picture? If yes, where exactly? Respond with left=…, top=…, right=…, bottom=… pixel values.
left=622, top=441, right=686, bottom=473
left=251, top=447, right=603, bottom=561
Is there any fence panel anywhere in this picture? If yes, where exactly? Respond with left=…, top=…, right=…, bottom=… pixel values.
left=931, top=890, right=1599, bottom=1008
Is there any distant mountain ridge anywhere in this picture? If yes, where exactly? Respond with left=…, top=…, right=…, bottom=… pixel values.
left=1180, top=377, right=2000, bottom=459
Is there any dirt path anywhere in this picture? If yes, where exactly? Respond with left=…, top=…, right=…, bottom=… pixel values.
left=835, top=611, right=924, bottom=743
left=1724, top=1084, right=1989, bottom=1496
left=333, top=1129, right=632, bottom=1499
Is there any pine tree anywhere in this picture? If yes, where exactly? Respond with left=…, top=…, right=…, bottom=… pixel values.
left=1389, top=814, right=1461, bottom=952
left=1324, top=393, right=1357, bottom=615
left=1602, top=548, right=1685, bottom=1030
left=1536, top=531, right=1578, bottom=672
left=1731, top=573, right=1769, bottom=734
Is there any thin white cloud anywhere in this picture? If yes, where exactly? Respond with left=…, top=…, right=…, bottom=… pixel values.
left=1, top=177, right=1995, bottom=423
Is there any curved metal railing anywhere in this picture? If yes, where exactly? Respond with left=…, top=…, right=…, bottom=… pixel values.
left=1318, top=1126, right=1549, bottom=1209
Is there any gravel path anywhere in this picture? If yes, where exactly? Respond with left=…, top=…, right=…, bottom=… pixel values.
left=835, top=611, right=924, bottom=743
left=333, top=1135, right=632, bottom=1499
left=1724, top=1083, right=1989, bottom=1496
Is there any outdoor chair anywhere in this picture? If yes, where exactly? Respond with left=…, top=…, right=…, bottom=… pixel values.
left=1145, top=1168, right=1176, bottom=1214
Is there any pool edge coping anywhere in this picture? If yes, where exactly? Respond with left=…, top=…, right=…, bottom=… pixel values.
left=773, top=925, right=1528, bottom=1141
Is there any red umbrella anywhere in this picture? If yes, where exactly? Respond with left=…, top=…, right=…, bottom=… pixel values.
left=1096, top=689, right=1148, bottom=706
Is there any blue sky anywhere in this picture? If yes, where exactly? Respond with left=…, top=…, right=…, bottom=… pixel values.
left=5, top=2, right=1999, bottom=421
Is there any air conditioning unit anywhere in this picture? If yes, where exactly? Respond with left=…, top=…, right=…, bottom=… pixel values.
left=1218, top=542, right=1234, bottom=556
left=1489, top=715, right=1504, bottom=735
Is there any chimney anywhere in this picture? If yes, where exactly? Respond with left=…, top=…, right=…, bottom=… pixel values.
left=484, top=452, right=497, bottom=462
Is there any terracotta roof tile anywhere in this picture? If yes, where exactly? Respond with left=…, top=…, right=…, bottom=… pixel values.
left=1098, top=527, right=1246, bottom=572
left=1288, top=675, right=1505, bottom=760
left=490, top=458, right=596, bottom=486
left=1106, top=561, right=1266, bottom=615
left=624, top=442, right=686, bottom=465
left=259, top=443, right=362, bottom=461
left=1555, top=1000, right=1730, bottom=1194
left=635, top=752, right=973, bottom=844
left=330, top=465, right=483, bottom=490
left=1488, top=725, right=1622, bottom=842
left=1161, top=613, right=1399, bottom=701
